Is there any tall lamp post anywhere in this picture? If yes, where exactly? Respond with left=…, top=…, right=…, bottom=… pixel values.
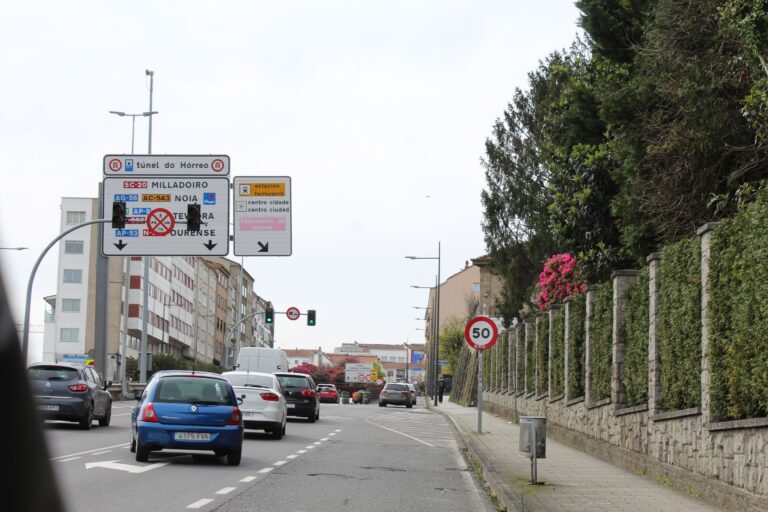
left=406, top=242, right=441, bottom=406
left=108, top=111, right=158, bottom=154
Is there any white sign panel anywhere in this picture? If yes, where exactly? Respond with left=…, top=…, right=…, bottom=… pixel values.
left=101, top=176, right=230, bottom=256
left=233, top=176, right=292, bottom=256
left=104, top=155, right=230, bottom=176
left=344, top=362, right=375, bottom=383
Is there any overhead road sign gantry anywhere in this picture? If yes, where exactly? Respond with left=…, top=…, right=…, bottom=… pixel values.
left=233, top=176, right=292, bottom=256
left=104, top=155, right=230, bottom=176
left=101, top=176, right=230, bottom=256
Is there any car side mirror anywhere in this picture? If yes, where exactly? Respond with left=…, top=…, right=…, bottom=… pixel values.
left=103, top=381, right=112, bottom=390
left=237, top=396, right=244, bottom=405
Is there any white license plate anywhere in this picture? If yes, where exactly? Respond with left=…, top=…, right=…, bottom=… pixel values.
left=38, top=405, right=59, bottom=412
left=287, top=403, right=295, bottom=409
left=174, top=432, right=211, bottom=441
left=242, top=412, right=256, bottom=418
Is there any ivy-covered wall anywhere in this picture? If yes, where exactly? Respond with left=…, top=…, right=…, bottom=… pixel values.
left=659, top=236, right=702, bottom=411
left=536, top=315, right=548, bottom=395
left=590, top=283, right=613, bottom=402
left=568, top=294, right=586, bottom=399
left=622, top=267, right=649, bottom=407
left=709, top=192, right=768, bottom=421
left=551, top=307, right=565, bottom=397
left=526, top=321, right=535, bottom=393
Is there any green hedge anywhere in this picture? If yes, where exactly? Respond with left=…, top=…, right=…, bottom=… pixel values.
left=659, top=236, right=702, bottom=411
left=709, top=192, right=768, bottom=420
left=590, top=283, right=613, bottom=402
left=536, top=315, right=549, bottom=395
left=567, top=294, right=586, bottom=399
left=126, top=354, right=225, bottom=382
left=526, top=321, right=535, bottom=393
left=515, top=325, right=525, bottom=392
left=499, top=329, right=509, bottom=389
left=551, top=307, right=565, bottom=396
left=622, top=268, right=649, bottom=407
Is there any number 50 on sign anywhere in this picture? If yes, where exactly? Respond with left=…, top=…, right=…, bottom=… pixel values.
left=464, top=316, right=499, bottom=351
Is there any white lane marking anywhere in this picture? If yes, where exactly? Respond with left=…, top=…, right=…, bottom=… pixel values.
left=286, top=454, right=298, bottom=459
left=297, top=450, right=307, bottom=454
left=91, top=450, right=111, bottom=456
left=240, top=476, right=257, bottom=483
left=365, top=416, right=434, bottom=447
left=258, top=467, right=274, bottom=474
left=85, top=460, right=169, bottom=473
left=273, top=460, right=287, bottom=466
left=335, top=429, right=342, bottom=432
left=216, top=487, right=236, bottom=495
left=58, top=456, right=81, bottom=463
left=328, top=433, right=336, bottom=436
left=313, top=441, right=322, bottom=445
left=51, top=442, right=130, bottom=461
left=320, top=437, right=329, bottom=441
left=187, top=499, right=214, bottom=509
left=305, top=446, right=315, bottom=450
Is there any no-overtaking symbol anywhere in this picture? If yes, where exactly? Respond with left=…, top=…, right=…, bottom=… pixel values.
left=286, top=307, right=300, bottom=321
left=146, top=208, right=175, bottom=236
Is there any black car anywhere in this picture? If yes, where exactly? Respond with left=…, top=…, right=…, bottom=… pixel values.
left=274, top=372, right=319, bottom=422
left=28, top=363, right=113, bottom=429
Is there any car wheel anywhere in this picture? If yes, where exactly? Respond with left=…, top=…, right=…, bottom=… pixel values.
left=129, top=435, right=136, bottom=453
left=379, top=401, right=386, bottom=407
left=270, top=426, right=283, bottom=440
left=135, top=440, right=150, bottom=462
left=79, top=403, right=93, bottom=430
left=98, top=402, right=112, bottom=427
left=307, top=411, right=316, bottom=423
left=406, top=403, right=413, bottom=408
left=227, top=449, right=242, bottom=466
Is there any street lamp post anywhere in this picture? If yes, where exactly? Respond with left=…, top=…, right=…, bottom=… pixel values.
left=0, top=247, right=28, bottom=251
left=406, top=243, right=441, bottom=406
left=109, top=111, right=158, bottom=154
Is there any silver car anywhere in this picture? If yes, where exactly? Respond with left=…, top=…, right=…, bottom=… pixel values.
left=378, top=382, right=412, bottom=408
left=221, top=371, right=287, bottom=439
left=405, top=382, right=417, bottom=405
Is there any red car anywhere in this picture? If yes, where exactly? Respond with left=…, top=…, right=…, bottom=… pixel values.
left=316, top=384, right=339, bottom=403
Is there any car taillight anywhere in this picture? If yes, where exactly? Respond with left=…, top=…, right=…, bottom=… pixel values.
left=402, top=392, right=410, bottom=398
left=227, top=406, right=243, bottom=425
left=260, top=392, right=280, bottom=402
left=142, top=403, right=158, bottom=422
left=301, top=389, right=315, bottom=398
left=68, top=384, right=88, bottom=392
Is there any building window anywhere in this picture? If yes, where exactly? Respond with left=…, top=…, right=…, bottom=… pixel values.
left=61, top=299, right=81, bottom=312
left=63, top=269, right=83, bottom=283
left=60, top=328, right=79, bottom=342
left=472, top=283, right=481, bottom=293
left=64, top=240, right=84, bottom=254
left=66, top=211, right=86, bottom=225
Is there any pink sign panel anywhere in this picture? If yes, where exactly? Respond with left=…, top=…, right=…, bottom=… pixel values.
left=239, top=217, right=286, bottom=232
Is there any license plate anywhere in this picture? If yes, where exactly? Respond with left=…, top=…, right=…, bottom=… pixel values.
left=287, top=403, right=295, bottom=409
left=174, top=432, right=211, bottom=441
left=243, top=412, right=256, bottom=418
left=38, top=405, right=59, bottom=412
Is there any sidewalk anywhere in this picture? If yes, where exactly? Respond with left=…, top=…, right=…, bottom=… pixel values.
left=428, top=397, right=726, bottom=512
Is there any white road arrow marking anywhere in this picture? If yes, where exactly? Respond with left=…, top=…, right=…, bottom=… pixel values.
left=85, top=460, right=168, bottom=473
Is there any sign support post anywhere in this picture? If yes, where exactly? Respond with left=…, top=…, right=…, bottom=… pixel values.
left=465, top=315, right=499, bottom=434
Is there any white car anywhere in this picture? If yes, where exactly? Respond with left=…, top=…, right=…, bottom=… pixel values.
left=221, top=371, right=287, bottom=439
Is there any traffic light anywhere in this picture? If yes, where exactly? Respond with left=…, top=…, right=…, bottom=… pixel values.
left=265, top=305, right=274, bottom=324
left=307, top=309, right=316, bottom=326
left=187, top=204, right=202, bottom=232
left=111, top=201, right=127, bottom=229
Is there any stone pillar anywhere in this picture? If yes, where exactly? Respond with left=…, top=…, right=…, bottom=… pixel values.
left=612, top=270, right=641, bottom=409
left=585, top=285, right=597, bottom=407
left=647, top=253, right=662, bottom=414
left=564, top=296, right=573, bottom=401
left=697, top=222, right=718, bottom=423
left=516, top=324, right=525, bottom=392
left=548, top=305, right=561, bottom=397
left=507, top=328, right=513, bottom=392
left=525, top=318, right=535, bottom=394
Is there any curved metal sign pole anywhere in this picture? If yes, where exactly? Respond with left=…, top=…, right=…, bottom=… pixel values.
left=22, top=219, right=110, bottom=365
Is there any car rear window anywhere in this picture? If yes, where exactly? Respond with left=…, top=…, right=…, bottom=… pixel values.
left=385, top=384, right=407, bottom=391
left=28, top=366, right=79, bottom=382
left=276, top=375, right=311, bottom=389
left=155, top=376, right=231, bottom=404
left=223, top=374, right=274, bottom=389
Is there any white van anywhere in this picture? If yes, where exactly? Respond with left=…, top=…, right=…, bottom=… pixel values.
left=235, top=347, right=289, bottom=373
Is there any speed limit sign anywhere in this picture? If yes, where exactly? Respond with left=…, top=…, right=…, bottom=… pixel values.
left=465, top=316, right=499, bottom=351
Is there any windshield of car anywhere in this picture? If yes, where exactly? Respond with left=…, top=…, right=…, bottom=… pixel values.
left=154, top=377, right=231, bottom=404
left=27, top=366, right=78, bottom=382
left=276, top=375, right=311, bottom=389
left=222, top=374, right=274, bottom=389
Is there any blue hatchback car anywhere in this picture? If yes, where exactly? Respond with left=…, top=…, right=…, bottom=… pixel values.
left=131, top=371, right=244, bottom=465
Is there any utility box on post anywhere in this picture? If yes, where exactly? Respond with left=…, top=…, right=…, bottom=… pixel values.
left=519, top=416, right=547, bottom=485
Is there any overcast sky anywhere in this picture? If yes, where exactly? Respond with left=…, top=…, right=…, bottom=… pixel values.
left=0, top=1, right=582, bottom=360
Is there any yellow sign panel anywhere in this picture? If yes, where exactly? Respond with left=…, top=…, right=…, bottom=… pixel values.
left=240, top=183, right=286, bottom=197
left=142, top=194, right=171, bottom=202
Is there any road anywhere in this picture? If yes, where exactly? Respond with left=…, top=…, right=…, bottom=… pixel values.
left=43, top=399, right=496, bottom=512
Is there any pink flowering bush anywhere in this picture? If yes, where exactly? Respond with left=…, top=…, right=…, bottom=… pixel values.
left=536, top=253, right=586, bottom=311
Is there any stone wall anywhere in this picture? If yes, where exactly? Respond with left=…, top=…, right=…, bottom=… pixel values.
left=473, top=223, right=768, bottom=511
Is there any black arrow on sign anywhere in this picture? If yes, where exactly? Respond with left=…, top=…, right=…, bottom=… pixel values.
left=258, top=242, right=269, bottom=253
left=113, top=240, right=127, bottom=251
left=204, top=240, right=217, bottom=251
